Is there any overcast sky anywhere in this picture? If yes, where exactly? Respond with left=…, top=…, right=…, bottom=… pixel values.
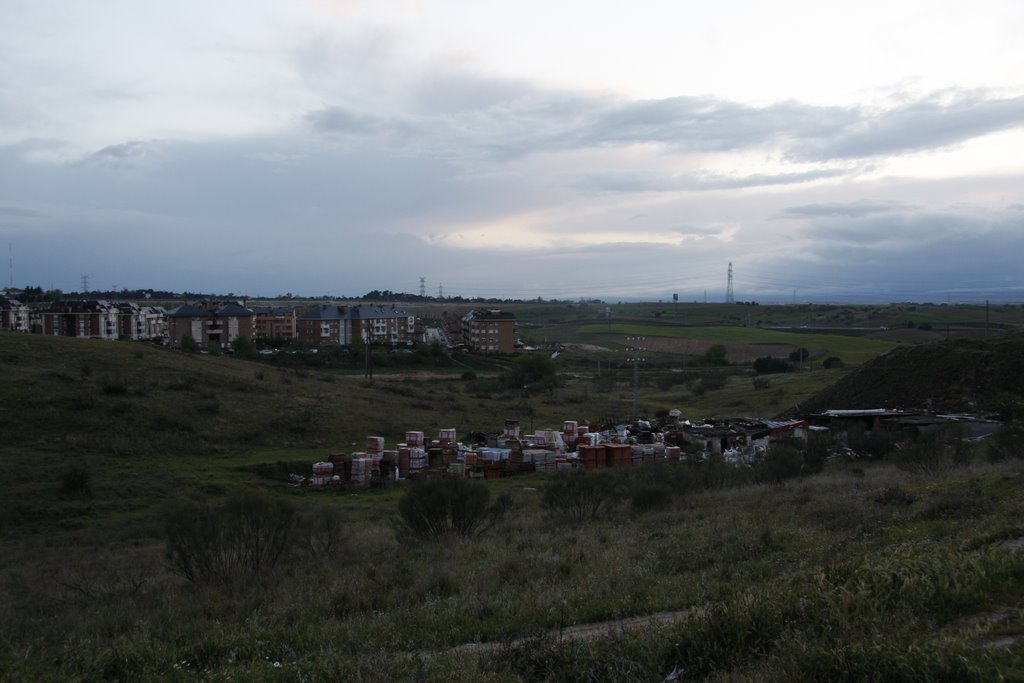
left=2, top=0, right=1023, bottom=302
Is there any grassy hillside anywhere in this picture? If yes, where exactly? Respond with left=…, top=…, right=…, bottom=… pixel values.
left=2, top=329, right=1023, bottom=680
left=796, top=330, right=1024, bottom=414
left=0, top=333, right=547, bottom=455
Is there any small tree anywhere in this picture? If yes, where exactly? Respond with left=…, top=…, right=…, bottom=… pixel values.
left=180, top=334, right=198, bottom=354
left=703, top=344, right=729, bottom=366
left=502, top=353, right=557, bottom=389
left=233, top=335, right=256, bottom=359
left=349, top=333, right=366, bottom=362
left=789, top=347, right=810, bottom=363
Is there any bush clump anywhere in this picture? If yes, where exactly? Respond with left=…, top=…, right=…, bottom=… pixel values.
left=630, top=484, right=673, bottom=513
left=398, top=476, right=502, bottom=538
left=164, top=490, right=295, bottom=584
left=542, top=470, right=624, bottom=522
left=753, top=356, right=792, bottom=374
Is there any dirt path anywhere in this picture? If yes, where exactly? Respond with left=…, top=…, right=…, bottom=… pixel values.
left=440, top=607, right=702, bottom=657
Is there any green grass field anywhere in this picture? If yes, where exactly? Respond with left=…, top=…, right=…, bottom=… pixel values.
left=573, top=323, right=898, bottom=364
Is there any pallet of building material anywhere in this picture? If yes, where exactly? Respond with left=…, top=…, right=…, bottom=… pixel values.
left=406, top=431, right=425, bottom=447
left=350, top=457, right=372, bottom=488
left=312, top=461, right=334, bottom=477
left=605, top=444, right=632, bottom=467
left=577, top=444, right=605, bottom=468
left=398, top=447, right=411, bottom=478
left=366, top=436, right=385, bottom=454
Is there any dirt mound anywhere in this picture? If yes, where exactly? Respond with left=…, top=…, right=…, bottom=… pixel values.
left=791, top=330, right=1024, bottom=415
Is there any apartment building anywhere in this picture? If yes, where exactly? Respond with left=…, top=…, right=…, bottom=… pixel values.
left=461, top=309, right=518, bottom=354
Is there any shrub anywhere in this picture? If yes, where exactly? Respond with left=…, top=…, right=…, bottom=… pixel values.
left=542, top=470, right=624, bottom=522
left=757, top=444, right=804, bottom=484
left=297, top=505, right=347, bottom=561
left=100, top=375, right=129, bottom=395
left=875, top=484, right=915, bottom=506
left=894, top=438, right=945, bottom=474
left=822, top=356, right=843, bottom=369
left=752, top=377, right=771, bottom=390
left=753, top=356, right=791, bottom=374
left=164, top=490, right=295, bottom=584
left=988, top=420, right=1024, bottom=461
left=58, top=464, right=93, bottom=498
left=631, top=484, right=673, bottom=513
left=501, top=354, right=557, bottom=389
left=398, top=477, right=497, bottom=538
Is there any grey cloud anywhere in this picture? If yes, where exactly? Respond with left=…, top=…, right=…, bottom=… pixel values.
left=782, top=200, right=910, bottom=218
left=802, top=92, right=1024, bottom=160
left=576, top=168, right=849, bottom=193
left=307, top=81, right=1024, bottom=167
left=305, top=107, right=382, bottom=135
left=409, top=72, right=537, bottom=115
left=0, top=205, right=41, bottom=219
left=731, top=200, right=1024, bottom=302
left=80, top=140, right=161, bottom=168
left=574, top=96, right=852, bottom=153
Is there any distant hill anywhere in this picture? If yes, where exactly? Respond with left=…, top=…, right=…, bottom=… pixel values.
left=792, top=330, right=1024, bottom=415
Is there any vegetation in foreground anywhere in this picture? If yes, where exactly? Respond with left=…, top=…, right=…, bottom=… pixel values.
left=2, top=442, right=1023, bottom=680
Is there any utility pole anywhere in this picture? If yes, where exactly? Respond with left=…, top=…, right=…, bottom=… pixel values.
left=364, top=329, right=373, bottom=379
left=626, top=336, right=646, bottom=419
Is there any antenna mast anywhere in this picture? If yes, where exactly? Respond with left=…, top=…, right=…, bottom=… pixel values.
left=725, top=262, right=734, bottom=304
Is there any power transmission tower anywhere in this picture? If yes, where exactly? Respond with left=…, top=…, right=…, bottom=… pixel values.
left=419, top=277, right=426, bottom=298
left=438, top=283, right=443, bottom=299
left=80, top=274, right=90, bottom=294
left=626, top=336, right=646, bottom=419
left=725, top=262, right=734, bottom=304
